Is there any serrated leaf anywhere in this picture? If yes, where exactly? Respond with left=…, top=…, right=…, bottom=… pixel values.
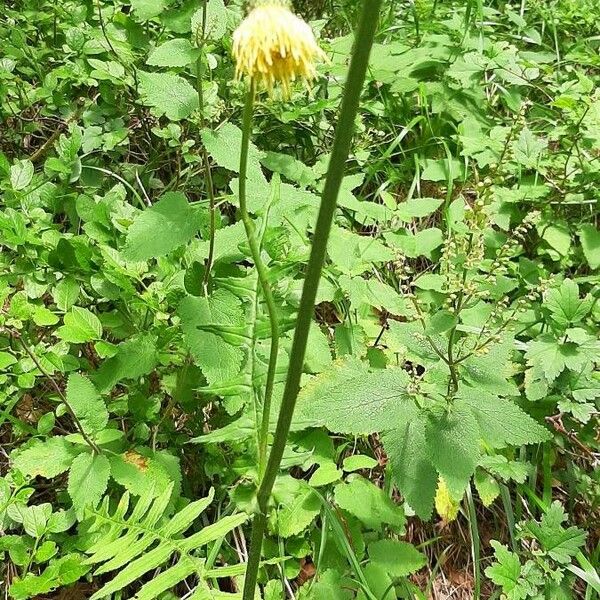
left=93, top=333, right=159, bottom=393
left=66, top=374, right=108, bottom=436
left=123, top=192, right=200, bottom=261
left=457, top=387, right=550, bottom=448
left=57, top=307, right=103, bottom=343
left=334, top=476, right=405, bottom=531
left=544, top=279, right=592, bottom=326
left=191, top=0, right=227, bottom=41
left=109, top=451, right=173, bottom=498
left=68, top=452, right=110, bottom=513
left=426, top=406, right=480, bottom=498
left=367, top=539, right=426, bottom=577
left=146, top=38, right=200, bottom=67
left=526, top=334, right=574, bottom=384
left=460, top=336, right=519, bottom=396
left=474, top=469, right=500, bottom=507
left=513, top=127, right=546, bottom=168
left=138, top=71, right=198, bottom=120
left=386, top=320, right=444, bottom=365
left=135, top=560, right=199, bottom=600
left=382, top=417, right=437, bottom=520
left=479, top=455, right=529, bottom=483
left=273, top=477, right=320, bottom=537
left=328, top=225, right=394, bottom=275
left=201, top=122, right=263, bottom=174
left=296, top=359, right=415, bottom=435
left=12, top=437, right=78, bottom=479
left=524, top=502, right=587, bottom=563
left=485, top=541, right=521, bottom=592
left=178, top=291, right=245, bottom=386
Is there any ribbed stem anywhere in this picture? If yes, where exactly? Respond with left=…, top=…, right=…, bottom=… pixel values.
left=238, top=79, right=280, bottom=479
left=241, top=2, right=382, bottom=598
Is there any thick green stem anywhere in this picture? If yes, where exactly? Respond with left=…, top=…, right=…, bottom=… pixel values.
left=238, top=79, right=280, bottom=478
left=241, top=3, right=382, bottom=598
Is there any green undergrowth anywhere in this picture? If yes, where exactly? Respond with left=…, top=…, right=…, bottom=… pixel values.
left=0, top=0, right=599, bottom=599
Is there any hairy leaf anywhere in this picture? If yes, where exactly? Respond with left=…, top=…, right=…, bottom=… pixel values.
left=296, top=359, right=415, bottom=434
left=123, top=192, right=200, bottom=261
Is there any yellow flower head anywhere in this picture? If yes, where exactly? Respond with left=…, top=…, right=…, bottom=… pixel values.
left=232, top=1, right=326, bottom=97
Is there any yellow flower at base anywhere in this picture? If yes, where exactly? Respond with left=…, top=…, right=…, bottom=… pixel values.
left=232, top=2, right=326, bottom=97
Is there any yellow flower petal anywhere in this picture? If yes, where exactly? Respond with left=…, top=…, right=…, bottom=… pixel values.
left=232, top=2, right=326, bottom=97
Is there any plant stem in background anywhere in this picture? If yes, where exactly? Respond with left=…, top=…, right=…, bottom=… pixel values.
left=195, top=0, right=218, bottom=294
left=238, top=79, right=280, bottom=478
left=241, top=2, right=383, bottom=597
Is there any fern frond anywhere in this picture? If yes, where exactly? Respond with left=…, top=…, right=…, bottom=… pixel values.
left=84, top=484, right=247, bottom=600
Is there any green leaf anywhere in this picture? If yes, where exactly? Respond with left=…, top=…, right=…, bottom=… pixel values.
left=201, top=122, right=263, bottom=174
left=421, top=158, right=465, bottom=182
left=304, top=325, right=333, bottom=373
left=524, top=502, right=587, bottom=564
left=386, top=320, right=443, bottom=365
left=57, top=307, right=103, bottom=343
left=10, top=159, right=34, bottom=191
left=191, top=0, right=228, bottom=41
left=108, top=451, right=173, bottom=498
left=541, top=223, right=571, bottom=257
left=146, top=38, right=200, bottom=67
left=68, top=452, right=110, bottom=513
left=261, top=151, right=316, bottom=187
left=32, top=305, right=59, bottom=326
left=367, top=539, right=427, bottom=577
left=385, top=228, right=444, bottom=258
left=396, top=197, right=443, bottom=221
left=178, top=291, right=245, bottom=386
left=131, top=0, right=172, bottom=19
left=93, top=333, right=158, bottom=393
left=138, top=71, right=198, bottom=121
left=273, top=477, right=320, bottom=537
left=426, top=406, right=480, bottom=498
left=9, top=554, right=89, bottom=600
left=308, top=462, right=342, bottom=487
left=123, top=192, right=200, bottom=261
left=334, top=475, right=405, bottom=531
left=474, top=469, right=500, bottom=506
left=544, top=279, right=592, bottom=326
left=53, top=278, right=80, bottom=312
left=12, top=437, right=78, bottom=479
left=513, top=127, right=546, bottom=168
left=22, top=503, right=52, bottom=537
left=479, top=455, right=529, bottom=483
left=342, top=455, right=378, bottom=472
left=457, top=387, right=550, bottom=448
left=66, top=374, right=108, bottom=436
left=296, top=359, right=415, bottom=435
left=382, top=418, right=437, bottom=520
left=328, top=225, right=394, bottom=275
left=485, top=541, right=522, bottom=593
left=525, top=333, right=577, bottom=384
left=426, top=309, right=457, bottom=334
left=460, top=336, right=519, bottom=396
left=579, top=224, right=600, bottom=269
